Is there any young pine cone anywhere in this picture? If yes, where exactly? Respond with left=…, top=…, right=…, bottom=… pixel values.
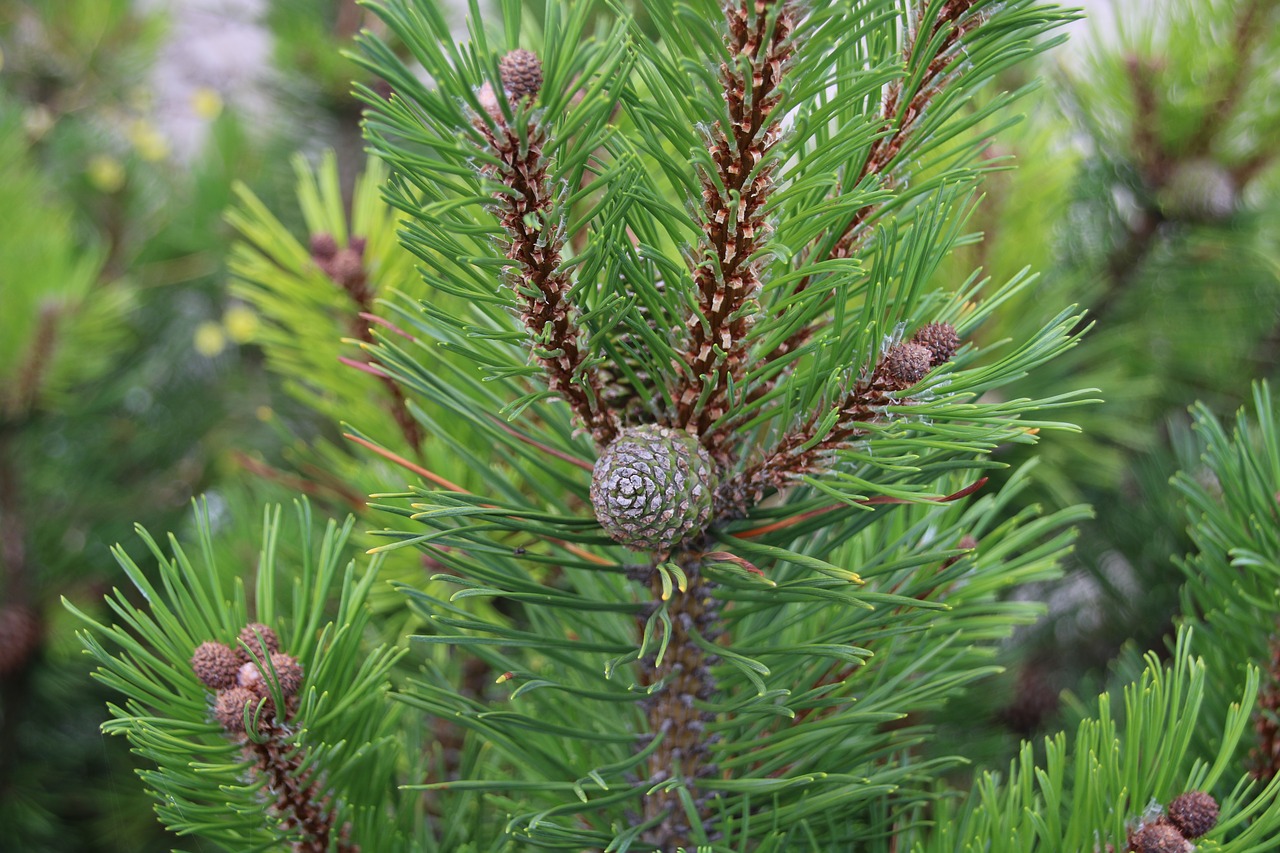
left=1127, top=819, right=1192, bottom=853
left=1167, top=791, right=1219, bottom=839
left=499, top=49, right=542, bottom=102
left=590, top=425, right=716, bottom=552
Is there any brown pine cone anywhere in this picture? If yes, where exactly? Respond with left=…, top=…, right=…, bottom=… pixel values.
left=499, top=49, right=543, bottom=101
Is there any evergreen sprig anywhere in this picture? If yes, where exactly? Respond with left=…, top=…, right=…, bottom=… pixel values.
left=348, top=1, right=1098, bottom=849
left=921, top=625, right=1280, bottom=853
left=67, top=501, right=407, bottom=851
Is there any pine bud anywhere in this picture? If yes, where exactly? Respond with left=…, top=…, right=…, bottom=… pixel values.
left=328, top=248, right=366, bottom=290
left=499, top=49, right=543, bottom=102
left=1167, top=791, right=1219, bottom=839
left=882, top=342, right=933, bottom=388
left=1128, top=819, right=1192, bottom=853
left=238, top=622, right=280, bottom=663
left=911, top=322, right=960, bottom=366
left=476, top=81, right=501, bottom=118
left=191, top=641, right=240, bottom=690
left=215, top=685, right=270, bottom=733
left=269, top=652, right=304, bottom=698
left=590, top=425, right=716, bottom=552
left=238, top=660, right=266, bottom=694
left=309, top=232, right=338, bottom=261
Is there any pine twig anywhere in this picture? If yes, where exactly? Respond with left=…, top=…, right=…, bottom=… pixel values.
left=719, top=327, right=958, bottom=516
left=1187, top=0, right=1268, bottom=156
left=769, top=1, right=984, bottom=363
left=675, top=0, right=796, bottom=457
left=194, top=631, right=356, bottom=852
left=639, top=561, right=721, bottom=852
left=1251, top=629, right=1280, bottom=782
left=476, top=66, right=619, bottom=447
left=312, top=235, right=426, bottom=453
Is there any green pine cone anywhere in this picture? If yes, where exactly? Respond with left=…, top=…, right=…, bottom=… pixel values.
left=590, top=425, right=717, bottom=552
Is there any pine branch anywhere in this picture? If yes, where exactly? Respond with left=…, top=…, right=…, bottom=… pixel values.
left=719, top=323, right=960, bottom=516
left=769, top=1, right=987, bottom=363
left=637, top=561, right=720, bottom=851
left=674, top=0, right=796, bottom=456
left=1186, top=0, right=1269, bottom=156
left=476, top=65, right=619, bottom=446
left=312, top=233, right=425, bottom=453
left=1253, top=631, right=1280, bottom=781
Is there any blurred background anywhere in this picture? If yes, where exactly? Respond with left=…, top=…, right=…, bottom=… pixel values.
left=1, top=0, right=1276, bottom=849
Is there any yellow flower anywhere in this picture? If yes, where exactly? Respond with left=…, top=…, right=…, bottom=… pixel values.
left=192, top=87, right=224, bottom=120
left=87, top=155, right=127, bottom=193
left=222, top=304, right=259, bottom=343
left=127, top=120, right=170, bottom=162
left=193, top=322, right=227, bottom=357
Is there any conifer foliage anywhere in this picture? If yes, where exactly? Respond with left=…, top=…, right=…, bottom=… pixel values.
left=356, top=0, right=1087, bottom=848
left=69, top=1, right=1280, bottom=852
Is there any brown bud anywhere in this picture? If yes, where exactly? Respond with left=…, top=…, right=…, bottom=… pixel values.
left=1127, top=819, right=1192, bottom=853
left=191, top=641, right=240, bottom=690
left=499, top=49, right=543, bottom=101
left=268, top=652, right=304, bottom=698
left=237, top=622, right=280, bottom=663
left=327, top=248, right=366, bottom=290
left=214, top=686, right=271, bottom=733
left=882, top=342, right=933, bottom=388
left=309, top=232, right=338, bottom=261
left=1167, top=791, right=1219, bottom=839
left=911, top=322, right=960, bottom=366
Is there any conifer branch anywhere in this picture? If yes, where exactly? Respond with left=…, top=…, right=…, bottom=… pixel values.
left=829, top=1, right=983, bottom=259
left=770, top=1, right=986, bottom=363
left=1252, top=629, right=1280, bottom=782
left=312, top=234, right=425, bottom=453
left=244, top=729, right=357, bottom=853
left=719, top=325, right=958, bottom=516
left=195, top=627, right=356, bottom=852
left=675, top=0, right=796, bottom=456
left=1187, top=0, right=1267, bottom=155
left=476, top=81, right=619, bottom=446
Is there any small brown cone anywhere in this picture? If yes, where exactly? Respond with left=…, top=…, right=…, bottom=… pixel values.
left=268, top=652, right=304, bottom=698
left=1167, top=790, right=1219, bottom=839
left=1127, top=819, right=1192, bottom=853
left=215, top=686, right=270, bottom=734
left=911, top=322, right=960, bottom=366
left=191, top=641, right=240, bottom=690
left=882, top=342, right=933, bottom=389
left=237, top=622, right=280, bottom=663
left=309, top=232, right=338, bottom=261
left=499, top=49, right=543, bottom=101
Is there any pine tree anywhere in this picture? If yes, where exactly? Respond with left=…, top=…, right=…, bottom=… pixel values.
left=70, top=1, right=1280, bottom=851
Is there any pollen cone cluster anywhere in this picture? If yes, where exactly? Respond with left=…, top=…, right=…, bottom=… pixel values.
left=191, top=623, right=303, bottom=735
left=590, top=425, right=716, bottom=552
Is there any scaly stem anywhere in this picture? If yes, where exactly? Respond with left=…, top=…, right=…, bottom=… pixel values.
left=481, top=119, right=619, bottom=446
left=243, top=721, right=358, bottom=852
left=640, top=561, right=720, bottom=851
